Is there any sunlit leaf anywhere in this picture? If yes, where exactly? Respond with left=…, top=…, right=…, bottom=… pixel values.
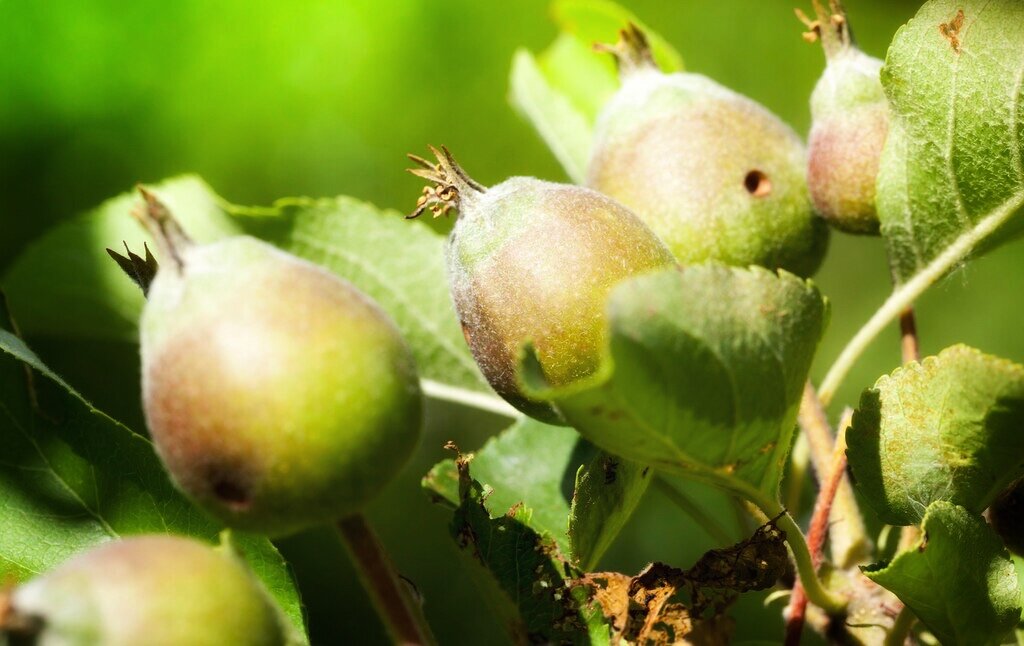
left=522, top=265, right=828, bottom=506
left=847, top=345, right=1024, bottom=525
left=877, top=0, right=1024, bottom=284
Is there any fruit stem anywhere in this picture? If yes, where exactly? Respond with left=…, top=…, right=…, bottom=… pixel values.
left=817, top=189, right=1024, bottom=407
left=336, top=513, right=437, bottom=646
left=884, top=604, right=916, bottom=646
left=406, top=146, right=486, bottom=219
left=738, top=486, right=847, bottom=616
left=795, top=0, right=854, bottom=59
left=593, top=23, right=658, bottom=78
left=133, top=186, right=193, bottom=271
left=784, top=410, right=852, bottom=644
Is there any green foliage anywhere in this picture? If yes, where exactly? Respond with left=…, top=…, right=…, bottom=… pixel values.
left=3, top=177, right=239, bottom=341
left=877, top=0, right=1024, bottom=284
left=522, top=265, right=827, bottom=505
left=423, top=417, right=651, bottom=572
left=0, top=317, right=307, bottom=644
left=3, top=177, right=487, bottom=396
left=5, top=0, right=1024, bottom=642
left=864, top=501, right=1021, bottom=646
left=509, top=0, right=682, bottom=182
left=847, top=345, right=1024, bottom=525
left=423, top=432, right=611, bottom=644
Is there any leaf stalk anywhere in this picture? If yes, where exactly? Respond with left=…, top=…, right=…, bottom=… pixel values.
left=336, top=513, right=437, bottom=645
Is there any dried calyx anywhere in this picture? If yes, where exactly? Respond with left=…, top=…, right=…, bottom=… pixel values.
left=593, top=23, right=657, bottom=78
left=407, top=145, right=486, bottom=219
left=796, top=0, right=855, bottom=58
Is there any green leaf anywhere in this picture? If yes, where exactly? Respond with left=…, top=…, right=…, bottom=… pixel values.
left=3, top=176, right=240, bottom=342
left=508, top=0, right=683, bottom=183
left=864, top=501, right=1021, bottom=646
left=509, top=48, right=595, bottom=184
left=847, top=345, right=1024, bottom=526
left=234, top=196, right=486, bottom=393
left=551, top=0, right=684, bottom=74
left=568, top=450, right=651, bottom=572
left=2, top=177, right=488, bottom=396
left=0, top=321, right=308, bottom=643
left=522, top=265, right=828, bottom=506
left=877, top=0, right=1024, bottom=284
left=425, top=444, right=610, bottom=644
left=422, top=417, right=651, bottom=570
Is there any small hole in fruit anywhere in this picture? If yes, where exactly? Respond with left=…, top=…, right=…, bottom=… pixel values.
left=213, top=479, right=251, bottom=510
left=744, top=170, right=772, bottom=197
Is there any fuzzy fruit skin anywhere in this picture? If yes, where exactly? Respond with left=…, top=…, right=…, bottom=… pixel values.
left=141, top=237, right=421, bottom=537
left=807, top=48, right=888, bottom=234
left=448, top=179, right=675, bottom=423
left=588, top=70, right=828, bottom=277
left=9, top=536, right=285, bottom=646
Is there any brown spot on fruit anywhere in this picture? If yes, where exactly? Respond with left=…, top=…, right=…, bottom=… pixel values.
left=212, top=478, right=251, bottom=510
left=744, top=170, right=772, bottom=197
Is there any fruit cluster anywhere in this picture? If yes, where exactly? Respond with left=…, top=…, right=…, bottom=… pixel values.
left=1, top=9, right=887, bottom=645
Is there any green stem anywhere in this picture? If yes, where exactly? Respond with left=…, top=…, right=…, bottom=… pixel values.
left=884, top=605, right=915, bottom=646
left=337, top=513, right=437, bottom=645
left=817, top=190, right=1024, bottom=407
left=653, top=476, right=736, bottom=545
left=771, top=509, right=847, bottom=616
left=738, top=486, right=847, bottom=616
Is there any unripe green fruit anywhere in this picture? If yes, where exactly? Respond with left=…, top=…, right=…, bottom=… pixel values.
left=6, top=536, right=285, bottom=646
left=587, top=25, right=828, bottom=277
left=136, top=194, right=422, bottom=537
left=804, top=1, right=888, bottom=234
left=409, top=147, right=675, bottom=423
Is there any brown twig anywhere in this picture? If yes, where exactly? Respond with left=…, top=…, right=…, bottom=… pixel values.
left=336, top=513, right=436, bottom=645
left=899, top=307, right=920, bottom=364
left=797, top=385, right=870, bottom=568
left=784, top=412, right=853, bottom=645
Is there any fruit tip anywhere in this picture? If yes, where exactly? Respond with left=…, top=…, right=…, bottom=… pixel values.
left=405, top=145, right=484, bottom=219
left=594, top=22, right=656, bottom=77
left=796, top=0, right=853, bottom=56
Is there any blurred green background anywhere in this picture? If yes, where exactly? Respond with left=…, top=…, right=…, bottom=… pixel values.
left=4, top=1, right=1023, bottom=643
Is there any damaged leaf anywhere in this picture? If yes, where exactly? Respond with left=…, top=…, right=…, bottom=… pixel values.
left=422, top=417, right=651, bottom=569
left=576, top=518, right=787, bottom=645
left=436, top=443, right=610, bottom=644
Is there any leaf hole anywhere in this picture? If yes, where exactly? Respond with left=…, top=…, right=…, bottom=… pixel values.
left=744, top=170, right=772, bottom=197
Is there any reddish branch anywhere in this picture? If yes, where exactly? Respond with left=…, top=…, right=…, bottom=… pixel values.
left=784, top=431, right=850, bottom=645
left=899, top=307, right=920, bottom=364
